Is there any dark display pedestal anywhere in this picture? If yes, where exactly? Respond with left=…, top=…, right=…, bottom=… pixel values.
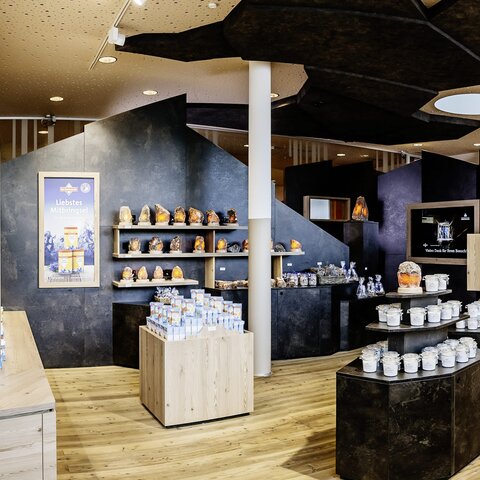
left=385, top=288, right=452, bottom=310
left=343, top=220, right=379, bottom=273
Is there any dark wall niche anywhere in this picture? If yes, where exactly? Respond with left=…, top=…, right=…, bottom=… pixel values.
left=1, top=94, right=348, bottom=368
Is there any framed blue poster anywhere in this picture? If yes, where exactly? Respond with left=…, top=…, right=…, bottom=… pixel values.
left=38, top=172, right=100, bottom=288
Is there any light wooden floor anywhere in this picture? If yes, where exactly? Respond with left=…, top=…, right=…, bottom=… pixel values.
left=46, top=351, right=480, bottom=480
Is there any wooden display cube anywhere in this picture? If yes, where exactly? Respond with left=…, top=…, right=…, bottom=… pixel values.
left=139, top=326, right=254, bottom=426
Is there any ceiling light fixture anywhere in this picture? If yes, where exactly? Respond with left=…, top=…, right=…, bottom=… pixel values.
left=143, top=90, right=158, bottom=96
left=474, top=143, right=480, bottom=147
left=270, top=92, right=279, bottom=98
left=434, top=94, right=480, bottom=115
left=132, top=0, right=147, bottom=5
left=50, top=96, right=63, bottom=102
left=360, top=154, right=369, bottom=158
left=107, top=26, right=126, bottom=46
left=207, top=2, right=218, bottom=8
left=99, top=56, right=117, bottom=64
left=413, top=143, right=423, bottom=147
left=337, top=153, right=346, bottom=157
left=244, top=144, right=249, bottom=148
left=38, top=130, right=48, bottom=135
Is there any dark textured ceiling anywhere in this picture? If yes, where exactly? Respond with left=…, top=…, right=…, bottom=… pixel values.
left=118, top=0, right=480, bottom=144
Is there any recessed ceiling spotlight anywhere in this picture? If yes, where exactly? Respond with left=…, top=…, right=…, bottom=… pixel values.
left=435, top=93, right=480, bottom=115
left=413, top=143, right=423, bottom=147
left=270, top=92, right=279, bottom=98
left=337, top=153, right=346, bottom=157
left=38, top=130, right=48, bottom=135
left=360, top=154, right=369, bottom=158
left=474, top=143, right=480, bottom=147
left=99, top=56, right=117, bottom=64
left=132, top=0, right=147, bottom=5
left=208, top=2, right=217, bottom=8
left=243, top=144, right=249, bottom=148
left=142, top=90, right=158, bottom=96
left=50, top=96, right=63, bottom=102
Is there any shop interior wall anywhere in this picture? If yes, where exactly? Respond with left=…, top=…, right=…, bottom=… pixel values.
left=1, top=94, right=348, bottom=368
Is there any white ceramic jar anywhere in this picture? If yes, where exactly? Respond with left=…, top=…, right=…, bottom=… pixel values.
left=456, top=344, right=469, bottom=363
left=363, top=345, right=381, bottom=360
left=408, top=307, right=426, bottom=326
left=382, top=357, right=399, bottom=377
left=424, top=275, right=439, bottom=292
left=441, top=304, right=453, bottom=320
left=386, top=308, right=402, bottom=327
left=376, top=304, right=391, bottom=323
left=360, top=351, right=378, bottom=372
left=444, top=339, right=460, bottom=349
left=421, top=351, right=438, bottom=370
left=426, top=305, right=442, bottom=323
left=456, top=320, right=466, bottom=329
left=467, top=303, right=479, bottom=318
left=435, top=273, right=449, bottom=290
left=447, top=300, right=462, bottom=317
left=439, top=348, right=456, bottom=368
left=468, top=317, right=479, bottom=330
left=459, top=337, right=477, bottom=358
left=375, top=340, right=389, bottom=354
left=402, top=353, right=420, bottom=373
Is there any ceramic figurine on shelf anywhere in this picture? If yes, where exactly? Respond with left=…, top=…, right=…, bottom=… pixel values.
left=290, top=239, right=302, bottom=252
left=193, top=235, right=205, bottom=253
left=352, top=196, right=369, bottom=221
left=367, top=276, right=376, bottom=297
left=155, top=204, right=170, bottom=226
left=148, top=237, right=163, bottom=254
left=121, top=266, right=134, bottom=282
left=128, top=237, right=141, bottom=254
left=347, top=261, right=359, bottom=281
left=170, top=236, right=182, bottom=253
left=274, top=243, right=286, bottom=252
left=227, top=242, right=241, bottom=253
left=118, top=206, right=133, bottom=227
left=375, top=274, right=385, bottom=295
left=206, top=209, right=220, bottom=226
left=216, top=237, right=227, bottom=253
left=173, top=206, right=186, bottom=226
left=276, top=276, right=287, bottom=288
left=224, top=208, right=238, bottom=225
left=188, top=207, right=204, bottom=226
left=137, top=266, right=149, bottom=282
left=172, top=265, right=184, bottom=279
left=356, top=277, right=367, bottom=299
left=153, top=266, right=164, bottom=280
left=242, top=239, right=249, bottom=252
left=138, top=204, right=151, bottom=226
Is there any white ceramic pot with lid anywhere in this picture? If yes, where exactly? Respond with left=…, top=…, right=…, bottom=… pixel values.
left=467, top=303, right=479, bottom=318
left=439, top=347, right=456, bottom=368
left=426, top=304, right=442, bottom=323
left=467, top=316, right=479, bottom=330
left=360, top=351, right=378, bottom=372
left=421, top=351, right=438, bottom=371
left=386, top=308, right=403, bottom=327
left=456, top=344, right=469, bottom=363
left=402, top=353, right=420, bottom=373
left=382, top=356, right=400, bottom=377
left=424, top=275, right=439, bottom=292
left=376, top=304, right=391, bottom=323
left=441, top=303, right=453, bottom=320
left=408, top=307, right=426, bottom=326
left=435, top=273, right=449, bottom=290
left=447, top=300, right=462, bottom=317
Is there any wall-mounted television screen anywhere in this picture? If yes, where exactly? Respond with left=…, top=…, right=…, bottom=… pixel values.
left=407, top=200, right=480, bottom=265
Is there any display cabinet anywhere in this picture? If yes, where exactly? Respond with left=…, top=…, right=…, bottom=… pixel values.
left=112, top=224, right=303, bottom=288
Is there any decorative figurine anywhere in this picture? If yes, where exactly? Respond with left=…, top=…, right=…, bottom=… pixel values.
left=216, top=238, right=227, bottom=253
left=352, top=196, right=369, bottom=221
left=137, top=266, right=149, bottom=282
left=340, top=260, right=348, bottom=277
left=397, top=261, right=422, bottom=294
left=274, top=243, right=286, bottom=252
left=188, top=207, right=204, bottom=226
left=172, top=265, right=184, bottom=279
left=148, top=237, right=163, bottom=254
left=121, top=266, right=134, bottom=282
left=170, top=236, right=182, bottom=253
left=308, top=273, right=317, bottom=286
left=227, top=242, right=241, bottom=253
left=138, top=204, right=151, bottom=226
left=128, top=237, right=141, bottom=254
left=290, top=239, right=302, bottom=252
left=153, top=266, right=164, bottom=280
left=242, top=239, right=249, bottom=252
left=155, top=204, right=170, bottom=225
left=119, top=206, right=133, bottom=227
left=173, top=206, right=186, bottom=226
left=276, top=277, right=287, bottom=288
left=356, top=277, right=368, bottom=299
left=206, top=209, right=220, bottom=226
left=374, top=274, right=385, bottom=295
left=347, top=261, right=359, bottom=281
left=193, top=235, right=205, bottom=253
left=224, top=208, right=238, bottom=225
left=367, top=277, right=376, bottom=297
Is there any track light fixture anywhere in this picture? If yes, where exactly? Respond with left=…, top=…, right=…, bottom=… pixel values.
left=108, top=26, right=126, bottom=46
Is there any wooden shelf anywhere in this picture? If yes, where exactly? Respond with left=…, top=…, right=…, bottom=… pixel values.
left=112, top=279, right=199, bottom=288
left=112, top=224, right=248, bottom=231
left=112, top=251, right=305, bottom=259
left=385, top=289, right=452, bottom=299
left=366, top=313, right=468, bottom=333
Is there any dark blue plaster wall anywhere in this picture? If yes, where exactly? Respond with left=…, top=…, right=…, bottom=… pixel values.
left=1, top=94, right=348, bottom=368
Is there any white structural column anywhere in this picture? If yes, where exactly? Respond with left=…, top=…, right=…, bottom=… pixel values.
left=248, top=61, right=272, bottom=376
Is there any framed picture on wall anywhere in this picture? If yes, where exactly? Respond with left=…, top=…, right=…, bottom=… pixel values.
left=38, top=172, right=100, bottom=288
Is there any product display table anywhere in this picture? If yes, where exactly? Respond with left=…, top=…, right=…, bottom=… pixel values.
left=140, top=326, right=253, bottom=426
left=385, top=288, right=451, bottom=309
left=0, top=311, right=56, bottom=480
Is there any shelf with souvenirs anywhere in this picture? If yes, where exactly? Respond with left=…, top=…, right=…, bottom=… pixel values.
left=112, top=204, right=304, bottom=288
